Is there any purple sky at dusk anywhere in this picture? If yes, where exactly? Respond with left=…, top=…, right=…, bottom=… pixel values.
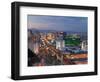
left=28, top=15, right=88, bottom=32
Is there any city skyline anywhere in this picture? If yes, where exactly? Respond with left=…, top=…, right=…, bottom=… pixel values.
left=28, top=15, right=88, bottom=32
left=28, top=15, right=88, bottom=66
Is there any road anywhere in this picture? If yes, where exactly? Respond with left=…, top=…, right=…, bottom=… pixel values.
left=38, top=37, right=75, bottom=65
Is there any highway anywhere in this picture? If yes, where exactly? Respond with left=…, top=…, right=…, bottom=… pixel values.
left=38, top=37, right=75, bottom=65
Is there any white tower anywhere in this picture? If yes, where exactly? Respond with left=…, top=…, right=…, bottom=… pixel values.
left=56, top=40, right=65, bottom=50
left=81, top=40, right=87, bottom=51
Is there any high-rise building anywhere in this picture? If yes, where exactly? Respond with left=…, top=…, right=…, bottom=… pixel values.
left=33, top=42, right=40, bottom=54
left=56, top=39, right=65, bottom=51
left=28, top=30, right=33, bottom=40
left=81, top=40, right=87, bottom=51
left=28, top=29, right=40, bottom=54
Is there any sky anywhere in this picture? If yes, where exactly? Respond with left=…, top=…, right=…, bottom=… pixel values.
left=28, top=15, right=88, bottom=32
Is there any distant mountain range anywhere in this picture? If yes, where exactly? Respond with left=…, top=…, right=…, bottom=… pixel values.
left=28, top=28, right=87, bottom=35
left=28, top=28, right=87, bottom=40
left=28, top=28, right=57, bottom=33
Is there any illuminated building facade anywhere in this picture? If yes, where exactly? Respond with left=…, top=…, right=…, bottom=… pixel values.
left=81, top=40, right=87, bottom=51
